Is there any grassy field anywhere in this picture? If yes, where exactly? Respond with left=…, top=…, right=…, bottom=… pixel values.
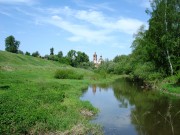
left=0, top=51, right=117, bottom=134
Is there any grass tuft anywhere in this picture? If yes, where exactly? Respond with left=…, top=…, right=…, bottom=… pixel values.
left=54, top=68, right=83, bottom=80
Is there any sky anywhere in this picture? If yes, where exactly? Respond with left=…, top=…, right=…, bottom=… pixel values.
left=0, top=0, right=150, bottom=60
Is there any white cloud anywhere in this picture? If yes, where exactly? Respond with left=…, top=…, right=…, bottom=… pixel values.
left=73, top=0, right=115, bottom=12
left=48, top=15, right=111, bottom=43
left=45, top=7, right=145, bottom=34
left=75, top=10, right=107, bottom=26
left=7, top=5, right=145, bottom=44
left=115, top=18, right=144, bottom=34
left=74, top=9, right=144, bottom=34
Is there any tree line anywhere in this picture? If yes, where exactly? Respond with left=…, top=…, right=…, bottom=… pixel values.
left=97, top=0, right=180, bottom=81
left=3, top=35, right=94, bottom=69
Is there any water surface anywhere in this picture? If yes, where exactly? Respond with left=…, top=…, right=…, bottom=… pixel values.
left=80, top=78, right=180, bottom=135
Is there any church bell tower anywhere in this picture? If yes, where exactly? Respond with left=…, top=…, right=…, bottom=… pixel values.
left=93, top=52, right=97, bottom=64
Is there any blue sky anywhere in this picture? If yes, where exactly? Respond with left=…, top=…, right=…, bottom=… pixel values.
left=0, top=0, right=150, bottom=60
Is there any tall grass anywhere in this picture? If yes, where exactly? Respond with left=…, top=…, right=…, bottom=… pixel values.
left=54, top=69, right=83, bottom=80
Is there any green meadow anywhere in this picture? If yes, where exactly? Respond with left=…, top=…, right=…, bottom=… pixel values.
left=0, top=51, right=117, bottom=134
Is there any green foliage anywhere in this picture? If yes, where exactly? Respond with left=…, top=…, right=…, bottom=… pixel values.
left=132, top=62, right=163, bottom=81
left=45, top=55, right=58, bottom=61
left=32, top=51, right=40, bottom=57
left=76, top=51, right=89, bottom=64
left=25, top=51, right=31, bottom=56
left=113, top=55, right=129, bottom=63
left=97, top=55, right=134, bottom=75
left=54, top=69, right=83, bottom=80
left=99, top=70, right=107, bottom=79
left=57, top=51, right=63, bottom=58
left=121, top=0, right=180, bottom=82
left=66, top=50, right=89, bottom=67
left=113, top=55, right=132, bottom=74
left=177, top=71, right=180, bottom=85
left=67, top=50, right=77, bottom=67
left=0, top=90, right=66, bottom=134
left=50, top=47, right=54, bottom=55
left=18, top=50, right=24, bottom=55
left=58, top=57, right=70, bottom=65
left=5, top=35, right=20, bottom=53
left=97, top=60, right=115, bottom=74
left=145, top=0, right=179, bottom=75
left=41, top=50, right=89, bottom=68
left=162, top=72, right=180, bottom=93
left=77, top=62, right=95, bottom=70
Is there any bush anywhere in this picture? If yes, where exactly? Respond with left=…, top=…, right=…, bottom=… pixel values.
left=98, top=70, right=107, bottom=79
left=25, top=51, right=31, bottom=56
left=132, top=62, right=163, bottom=81
left=32, top=51, right=40, bottom=57
left=54, top=69, right=83, bottom=80
left=18, top=50, right=24, bottom=54
left=77, top=62, right=95, bottom=70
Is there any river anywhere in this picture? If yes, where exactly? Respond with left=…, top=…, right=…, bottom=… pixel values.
left=80, top=78, right=180, bottom=135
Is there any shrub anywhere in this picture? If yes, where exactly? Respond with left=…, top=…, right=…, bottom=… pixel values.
left=132, top=62, right=160, bottom=81
left=32, top=51, right=40, bottom=57
left=54, top=69, right=83, bottom=80
left=99, top=70, right=107, bottom=79
left=148, top=72, right=163, bottom=81
left=18, top=50, right=24, bottom=54
left=25, top=51, right=31, bottom=56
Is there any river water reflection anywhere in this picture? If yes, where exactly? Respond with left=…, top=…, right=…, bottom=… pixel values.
left=80, top=78, right=180, bottom=135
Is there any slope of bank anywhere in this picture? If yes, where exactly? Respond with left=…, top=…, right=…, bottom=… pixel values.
left=158, top=75, right=180, bottom=97
left=0, top=51, right=117, bottom=134
left=130, top=73, right=180, bottom=97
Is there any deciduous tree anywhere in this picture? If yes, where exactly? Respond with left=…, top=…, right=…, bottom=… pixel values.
left=50, top=47, right=54, bottom=55
left=5, top=35, right=20, bottom=53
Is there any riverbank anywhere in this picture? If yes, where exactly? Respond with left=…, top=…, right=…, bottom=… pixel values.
left=158, top=76, right=180, bottom=97
left=129, top=74, right=180, bottom=97
left=0, top=51, right=119, bottom=134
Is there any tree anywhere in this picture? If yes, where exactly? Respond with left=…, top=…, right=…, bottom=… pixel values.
left=5, top=35, right=20, bottom=53
left=66, top=50, right=90, bottom=67
left=130, top=0, right=179, bottom=77
left=146, top=0, right=180, bottom=75
left=67, top=50, right=77, bottom=67
left=50, top=47, right=54, bottom=55
left=59, top=57, right=70, bottom=65
left=32, top=51, right=40, bottom=57
left=57, top=51, right=63, bottom=59
left=131, top=25, right=150, bottom=66
left=113, top=55, right=129, bottom=63
left=76, top=51, right=89, bottom=64
left=113, top=55, right=132, bottom=74
left=25, top=51, right=31, bottom=56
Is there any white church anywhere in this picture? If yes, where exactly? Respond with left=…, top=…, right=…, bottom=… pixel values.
left=93, top=52, right=103, bottom=67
